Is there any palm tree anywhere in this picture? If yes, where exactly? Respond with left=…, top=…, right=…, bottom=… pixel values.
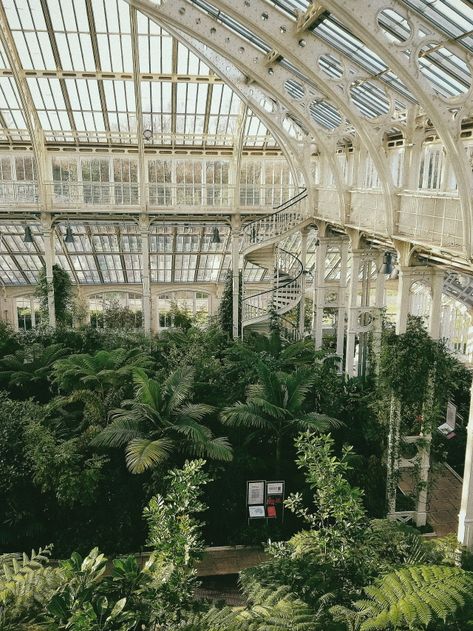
left=221, top=364, right=341, bottom=474
left=51, top=347, right=154, bottom=423
left=0, top=343, right=69, bottom=401
left=91, top=367, right=233, bottom=473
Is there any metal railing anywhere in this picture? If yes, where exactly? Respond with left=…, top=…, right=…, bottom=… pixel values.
left=49, top=181, right=140, bottom=207
left=241, top=188, right=308, bottom=251
left=242, top=247, right=304, bottom=324
left=396, top=190, right=463, bottom=252
left=45, top=181, right=299, bottom=210
left=0, top=181, right=39, bottom=205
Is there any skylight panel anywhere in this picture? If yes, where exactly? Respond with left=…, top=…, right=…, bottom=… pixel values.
left=47, top=0, right=95, bottom=72
left=197, top=254, right=222, bottom=281
left=174, top=254, right=197, bottom=282
left=0, top=255, right=26, bottom=284
left=103, top=80, right=136, bottom=138
left=0, top=77, right=29, bottom=138
left=151, top=253, right=172, bottom=282
left=138, top=19, right=173, bottom=74
left=401, top=0, right=473, bottom=53
left=177, top=43, right=210, bottom=75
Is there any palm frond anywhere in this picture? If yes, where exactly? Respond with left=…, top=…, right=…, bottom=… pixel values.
left=177, top=402, right=215, bottom=422
left=91, top=418, right=142, bottom=448
left=193, top=436, right=233, bottom=462
left=221, top=403, right=271, bottom=429
left=125, top=437, right=174, bottom=474
left=164, top=366, right=196, bottom=412
left=296, top=411, right=343, bottom=433
left=339, top=565, right=473, bottom=630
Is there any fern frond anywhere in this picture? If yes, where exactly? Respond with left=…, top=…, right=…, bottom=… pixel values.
left=343, top=564, right=473, bottom=630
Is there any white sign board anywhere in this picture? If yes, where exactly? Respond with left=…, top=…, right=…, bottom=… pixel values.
left=266, top=482, right=284, bottom=495
left=446, top=401, right=457, bottom=429
left=247, top=481, right=265, bottom=505
left=248, top=505, right=265, bottom=518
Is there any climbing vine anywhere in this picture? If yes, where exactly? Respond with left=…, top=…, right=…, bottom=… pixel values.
left=376, top=316, right=467, bottom=518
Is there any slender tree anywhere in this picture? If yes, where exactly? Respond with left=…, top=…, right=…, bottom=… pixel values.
left=36, top=264, right=73, bottom=326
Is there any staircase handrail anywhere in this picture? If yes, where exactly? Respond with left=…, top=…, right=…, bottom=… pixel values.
left=242, top=248, right=304, bottom=304
left=243, top=187, right=308, bottom=230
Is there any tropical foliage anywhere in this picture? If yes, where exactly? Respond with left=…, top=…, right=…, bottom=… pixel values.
left=93, top=367, right=232, bottom=473
left=0, top=314, right=471, bottom=628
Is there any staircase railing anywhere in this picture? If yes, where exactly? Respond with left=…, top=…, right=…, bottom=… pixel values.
left=242, top=249, right=304, bottom=325
left=241, top=188, right=309, bottom=334
left=241, top=188, right=308, bottom=251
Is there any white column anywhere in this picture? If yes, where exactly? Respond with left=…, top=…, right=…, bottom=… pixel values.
left=155, top=296, right=161, bottom=334
left=345, top=249, right=362, bottom=376
left=459, top=379, right=473, bottom=549
left=299, top=227, right=309, bottom=337
left=395, top=267, right=411, bottom=335
left=140, top=218, right=151, bottom=334
left=42, top=221, right=56, bottom=328
left=30, top=296, right=36, bottom=329
left=372, top=253, right=386, bottom=370
left=416, top=433, right=432, bottom=527
left=429, top=269, right=444, bottom=340
left=313, top=237, right=327, bottom=349
left=336, top=240, right=348, bottom=359
left=231, top=216, right=241, bottom=339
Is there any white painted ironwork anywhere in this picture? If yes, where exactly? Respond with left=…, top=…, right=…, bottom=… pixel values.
left=241, top=189, right=308, bottom=336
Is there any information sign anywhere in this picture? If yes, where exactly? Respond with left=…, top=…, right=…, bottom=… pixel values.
left=247, top=480, right=265, bottom=505
left=265, top=480, right=285, bottom=520
left=248, top=505, right=265, bottom=518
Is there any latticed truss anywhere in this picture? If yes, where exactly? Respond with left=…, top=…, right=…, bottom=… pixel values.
left=0, top=0, right=471, bottom=287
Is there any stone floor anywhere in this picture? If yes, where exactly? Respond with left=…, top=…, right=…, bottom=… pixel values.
left=428, top=465, right=463, bottom=536
left=399, top=464, right=462, bottom=536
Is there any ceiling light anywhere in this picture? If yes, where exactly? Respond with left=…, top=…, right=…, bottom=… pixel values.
left=211, top=227, right=221, bottom=244
left=379, top=251, right=394, bottom=275
left=65, top=226, right=75, bottom=244
left=23, top=226, right=33, bottom=243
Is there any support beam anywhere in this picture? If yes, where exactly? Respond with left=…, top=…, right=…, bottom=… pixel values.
left=299, top=227, right=309, bottom=337
left=140, top=216, right=151, bottom=335
left=231, top=215, right=241, bottom=339
left=345, top=247, right=362, bottom=376
left=459, top=379, right=473, bottom=550
left=313, top=235, right=327, bottom=349
left=41, top=216, right=56, bottom=328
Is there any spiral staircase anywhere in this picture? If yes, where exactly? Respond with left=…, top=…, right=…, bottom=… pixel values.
left=241, top=189, right=310, bottom=339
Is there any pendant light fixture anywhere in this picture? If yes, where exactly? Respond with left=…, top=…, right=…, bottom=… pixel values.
left=211, top=226, right=221, bottom=244
left=23, top=226, right=33, bottom=243
left=379, top=251, right=394, bottom=275
left=64, top=225, right=75, bottom=244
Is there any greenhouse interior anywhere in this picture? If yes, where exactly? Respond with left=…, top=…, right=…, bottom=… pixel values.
left=1, top=0, right=473, bottom=628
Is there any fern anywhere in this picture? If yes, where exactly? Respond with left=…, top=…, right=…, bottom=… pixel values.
left=0, top=545, right=62, bottom=625
left=331, top=564, right=473, bottom=630
left=179, top=576, right=328, bottom=630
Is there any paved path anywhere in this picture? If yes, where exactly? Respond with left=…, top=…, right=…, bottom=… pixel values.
left=399, top=464, right=462, bottom=536
left=428, top=465, right=462, bottom=536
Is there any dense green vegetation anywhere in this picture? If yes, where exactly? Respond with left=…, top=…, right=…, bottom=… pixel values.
left=0, top=313, right=471, bottom=628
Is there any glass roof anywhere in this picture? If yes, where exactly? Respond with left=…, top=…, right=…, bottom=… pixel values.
left=0, top=0, right=469, bottom=145
left=0, top=0, right=471, bottom=287
left=0, top=222, right=319, bottom=286
left=0, top=0, right=279, bottom=148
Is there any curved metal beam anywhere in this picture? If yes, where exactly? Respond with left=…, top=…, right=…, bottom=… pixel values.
left=125, top=0, right=348, bottom=224
left=201, top=0, right=397, bottom=232
left=323, top=0, right=473, bottom=259
left=0, top=2, right=48, bottom=207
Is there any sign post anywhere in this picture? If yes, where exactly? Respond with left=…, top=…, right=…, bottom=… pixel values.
left=247, top=479, right=285, bottom=522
